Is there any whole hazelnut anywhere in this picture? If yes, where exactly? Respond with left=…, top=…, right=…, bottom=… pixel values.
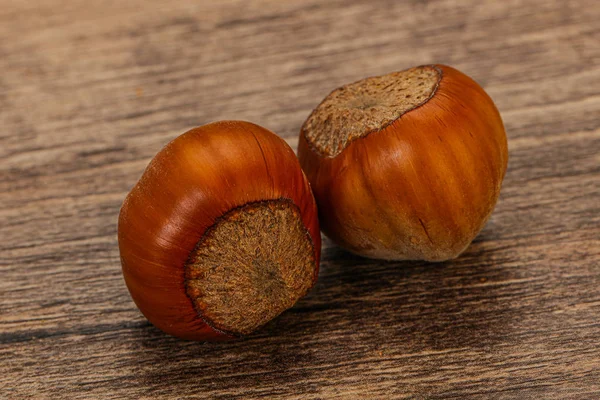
left=119, top=121, right=321, bottom=340
left=298, top=65, right=508, bottom=261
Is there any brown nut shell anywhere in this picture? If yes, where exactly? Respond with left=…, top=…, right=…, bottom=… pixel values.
left=298, top=65, right=508, bottom=261
left=119, top=121, right=321, bottom=340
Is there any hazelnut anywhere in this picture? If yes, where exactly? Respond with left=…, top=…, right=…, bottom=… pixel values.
left=298, top=65, right=508, bottom=261
left=119, top=121, right=321, bottom=340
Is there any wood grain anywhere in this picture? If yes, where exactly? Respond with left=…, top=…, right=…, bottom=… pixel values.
left=1, top=0, right=599, bottom=398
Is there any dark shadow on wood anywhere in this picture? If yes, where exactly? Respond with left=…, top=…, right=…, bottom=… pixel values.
left=128, top=236, right=519, bottom=394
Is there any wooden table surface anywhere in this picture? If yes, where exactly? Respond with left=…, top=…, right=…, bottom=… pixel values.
left=2, top=0, right=599, bottom=398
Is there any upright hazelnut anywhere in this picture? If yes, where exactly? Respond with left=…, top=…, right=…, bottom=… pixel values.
left=118, top=121, right=321, bottom=340
left=298, top=65, right=508, bottom=261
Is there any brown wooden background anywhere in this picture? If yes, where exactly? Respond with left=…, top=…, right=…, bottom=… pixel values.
left=2, top=0, right=599, bottom=398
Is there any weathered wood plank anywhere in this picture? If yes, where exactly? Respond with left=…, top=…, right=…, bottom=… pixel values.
left=1, top=0, right=599, bottom=398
